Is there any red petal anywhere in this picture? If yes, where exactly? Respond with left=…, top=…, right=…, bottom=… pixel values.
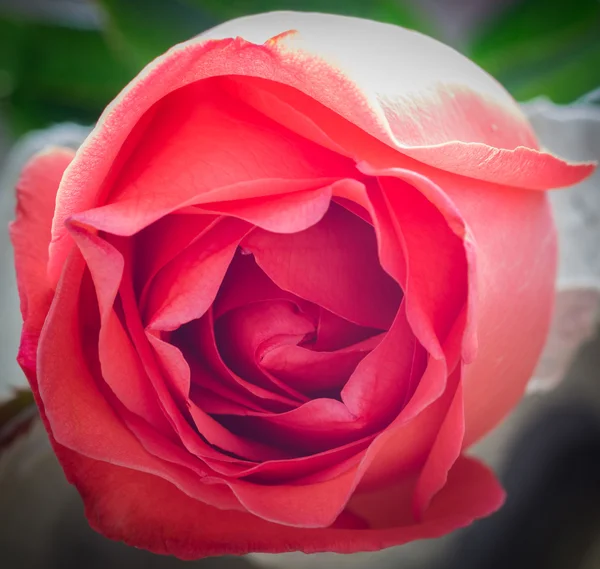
left=77, top=178, right=338, bottom=237
left=134, top=213, right=217, bottom=302
left=10, top=148, right=75, bottom=376
left=218, top=397, right=364, bottom=454
left=61, top=447, right=503, bottom=558
left=59, top=78, right=351, bottom=242
left=147, top=324, right=295, bottom=463
left=341, top=303, right=419, bottom=421
left=412, top=370, right=464, bottom=519
left=358, top=163, right=478, bottom=361
left=355, top=317, right=466, bottom=493
left=331, top=179, right=408, bottom=296
left=314, top=308, right=382, bottom=351
left=376, top=175, right=469, bottom=360
left=244, top=202, right=401, bottom=329
left=229, top=466, right=360, bottom=528
left=260, top=334, right=381, bottom=396
left=36, top=250, right=242, bottom=507
left=218, top=316, right=422, bottom=455
left=142, top=217, right=250, bottom=331
left=183, top=310, right=300, bottom=410
left=214, top=252, right=306, bottom=318
left=118, top=249, right=263, bottom=470
left=215, top=300, right=313, bottom=401
left=67, top=225, right=173, bottom=433
left=425, top=170, right=559, bottom=446
left=195, top=184, right=333, bottom=233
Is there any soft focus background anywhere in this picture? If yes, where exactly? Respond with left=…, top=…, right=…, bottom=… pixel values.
left=0, top=1, right=599, bottom=568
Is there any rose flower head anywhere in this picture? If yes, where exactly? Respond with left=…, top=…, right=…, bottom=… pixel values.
left=10, top=11, right=594, bottom=559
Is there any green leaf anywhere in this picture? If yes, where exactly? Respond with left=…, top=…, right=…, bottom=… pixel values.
left=470, top=0, right=600, bottom=102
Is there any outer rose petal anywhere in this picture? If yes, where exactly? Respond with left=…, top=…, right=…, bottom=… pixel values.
left=435, top=172, right=559, bottom=446
left=59, top=447, right=503, bottom=558
left=10, top=148, right=74, bottom=328
left=350, top=160, right=558, bottom=446
left=48, top=11, right=592, bottom=284
left=9, top=148, right=75, bottom=386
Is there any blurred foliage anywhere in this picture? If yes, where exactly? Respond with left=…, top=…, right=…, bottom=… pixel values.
left=99, top=0, right=432, bottom=65
left=100, top=0, right=218, bottom=66
left=0, top=16, right=134, bottom=134
left=0, top=0, right=598, bottom=137
left=194, top=0, right=430, bottom=32
left=470, top=0, right=600, bottom=103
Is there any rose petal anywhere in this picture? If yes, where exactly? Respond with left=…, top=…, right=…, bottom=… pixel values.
left=106, top=77, right=353, bottom=203
left=51, top=12, right=591, bottom=282
left=260, top=334, right=382, bottom=396
left=207, top=32, right=593, bottom=187
left=142, top=217, right=251, bottom=331
left=228, top=440, right=370, bottom=484
left=341, top=303, right=421, bottom=421
left=194, top=184, right=333, bottom=234
left=215, top=300, right=313, bottom=401
left=229, top=466, right=360, bottom=528
left=67, top=225, right=173, bottom=434
left=61, top=448, right=503, bottom=557
left=244, top=202, right=402, bottom=329
left=66, top=228, right=257, bottom=472
left=10, top=148, right=74, bottom=339
left=214, top=252, right=308, bottom=318
left=412, top=370, right=464, bottom=519
left=376, top=175, right=469, bottom=360
left=217, top=397, right=363, bottom=455
left=146, top=332, right=288, bottom=463
left=78, top=178, right=339, bottom=238
left=313, top=308, right=382, bottom=352
left=181, top=310, right=301, bottom=410
left=59, top=77, right=351, bottom=244
left=36, top=250, right=244, bottom=507
left=134, top=213, right=218, bottom=302
left=355, top=310, right=466, bottom=492
left=217, top=304, right=426, bottom=458
left=118, top=252, right=268, bottom=471
left=331, top=178, right=408, bottom=297
left=48, top=15, right=587, bottom=280
left=422, top=171, right=558, bottom=446
left=358, top=163, right=478, bottom=363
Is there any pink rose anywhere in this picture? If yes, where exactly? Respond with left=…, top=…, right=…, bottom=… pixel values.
left=10, top=12, right=593, bottom=559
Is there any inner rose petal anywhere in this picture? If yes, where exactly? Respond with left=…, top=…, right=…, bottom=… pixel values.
left=243, top=202, right=402, bottom=330
left=213, top=252, right=314, bottom=319
left=259, top=333, right=383, bottom=398
left=214, top=300, right=316, bottom=401
left=313, top=308, right=383, bottom=352
left=207, top=301, right=422, bottom=456
left=69, top=76, right=355, bottom=238
left=133, top=212, right=218, bottom=302
left=175, top=310, right=301, bottom=412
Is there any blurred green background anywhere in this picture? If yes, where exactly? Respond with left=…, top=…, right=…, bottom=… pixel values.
left=0, top=0, right=598, bottom=139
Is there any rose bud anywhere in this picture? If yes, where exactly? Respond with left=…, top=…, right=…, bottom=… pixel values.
left=9, top=11, right=594, bottom=559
